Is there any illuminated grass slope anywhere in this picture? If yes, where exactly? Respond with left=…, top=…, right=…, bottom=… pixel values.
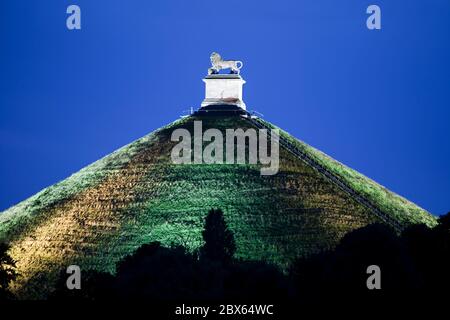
left=0, top=114, right=436, bottom=299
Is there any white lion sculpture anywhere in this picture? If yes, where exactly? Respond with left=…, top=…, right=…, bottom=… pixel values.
left=208, top=52, right=243, bottom=75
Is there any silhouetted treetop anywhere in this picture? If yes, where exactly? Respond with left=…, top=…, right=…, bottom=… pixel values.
left=201, top=209, right=236, bottom=263
left=0, top=243, right=18, bottom=300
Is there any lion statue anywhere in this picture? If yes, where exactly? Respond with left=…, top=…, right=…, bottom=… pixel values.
left=208, top=52, right=243, bottom=75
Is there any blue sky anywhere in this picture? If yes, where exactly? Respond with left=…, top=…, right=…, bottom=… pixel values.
left=0, top=0, right=449, bottom=215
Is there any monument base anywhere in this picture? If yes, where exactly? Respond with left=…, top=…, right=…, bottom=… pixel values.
left=194, top=104, right=247, bottom=116
left=201, top=74, right=246, bottom=110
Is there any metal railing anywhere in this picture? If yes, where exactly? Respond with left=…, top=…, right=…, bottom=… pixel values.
left=242, top=115, right=403, bottom=232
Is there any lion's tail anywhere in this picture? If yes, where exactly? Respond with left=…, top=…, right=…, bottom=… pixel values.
left=236, top=61, right=243, bottom=69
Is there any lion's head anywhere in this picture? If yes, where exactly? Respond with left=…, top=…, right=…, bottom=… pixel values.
left=210, top=52, right=221, bottom=65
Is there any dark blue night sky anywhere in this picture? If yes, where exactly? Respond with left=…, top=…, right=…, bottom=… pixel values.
left=1, top=0, right=449, bottom=215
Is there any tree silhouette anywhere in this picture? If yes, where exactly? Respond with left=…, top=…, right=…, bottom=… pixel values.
left=114, top=242, right=209, bottom=301
left=47, top=210, right=450, bottom=304
left=50, top=269, right=115, bottom=301
left=437, top=211, right=450, bottom=234
left=201, top=209, right=236, bottom=263
left=0, top=243, right=17, bottom=300
left=402, top=211, right=450, bottom=292
left=291, top=223, right=415, bottom=304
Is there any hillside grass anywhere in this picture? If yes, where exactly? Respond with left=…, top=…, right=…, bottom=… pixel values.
left=0, top=114, right=437, bottom=298
left=257, top=118, right=437, bottom=227
left=0, top=118, right=188, bottom=242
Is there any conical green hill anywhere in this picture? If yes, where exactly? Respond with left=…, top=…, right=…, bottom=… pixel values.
left=0, top=114, right=436, bottom=298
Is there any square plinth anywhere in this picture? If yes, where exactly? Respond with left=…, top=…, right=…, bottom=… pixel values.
left=201, top=74, right=246, bottom=110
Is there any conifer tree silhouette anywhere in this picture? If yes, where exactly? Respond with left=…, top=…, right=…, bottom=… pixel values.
left=201, top=209, right=236, bottom=263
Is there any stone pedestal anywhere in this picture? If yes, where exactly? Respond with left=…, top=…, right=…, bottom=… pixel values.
left=201, top=74, right=246, bottom=110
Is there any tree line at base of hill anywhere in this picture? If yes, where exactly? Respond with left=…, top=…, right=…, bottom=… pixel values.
left=1, top=209, right=449, bottom=303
